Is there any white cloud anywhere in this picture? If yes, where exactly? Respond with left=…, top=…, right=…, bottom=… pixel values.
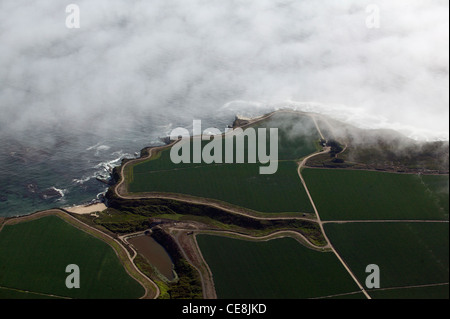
left=0, top=0, right=448, bottom=140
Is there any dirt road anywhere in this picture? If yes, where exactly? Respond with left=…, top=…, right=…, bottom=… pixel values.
left=297, top=147, right=372, bottom=299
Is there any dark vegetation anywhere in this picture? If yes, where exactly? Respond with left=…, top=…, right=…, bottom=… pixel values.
left=326, top=139, right=345, bottom=164
left=340, top=140, right=449, bottom=173
left=309, top=118, right=449, bottom=174
left=150, top=227, right=202, bottom=299
left=102, top=190, right=326, bottom=246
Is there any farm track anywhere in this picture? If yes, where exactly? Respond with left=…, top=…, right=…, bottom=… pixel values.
left=296, top=148, right=372, bottom=299
left=0, top=285, right=71, bottom=299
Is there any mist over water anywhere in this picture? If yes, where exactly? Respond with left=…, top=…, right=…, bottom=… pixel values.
left=0, top=0, right=448, bottom=216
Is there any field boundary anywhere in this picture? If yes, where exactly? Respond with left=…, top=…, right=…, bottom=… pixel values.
left=323, top=220, right=449, bottom=224
left=303, top=165, right=449, bottom=177
left=369, top=282, right=449, bottom=293
left=296, top=147, right=371, bottom=299
left=0, top=285, right=70, bottom=299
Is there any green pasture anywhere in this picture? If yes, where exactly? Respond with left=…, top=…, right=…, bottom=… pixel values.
left=303, top=169, right=449, bottom=220
left=196, top=235, right=359, bottom=299
left=0, top=216, right=145, bottom=299
left=324, top=222, right=449, bottom=291
left=129, top=161, right=314, bottom=214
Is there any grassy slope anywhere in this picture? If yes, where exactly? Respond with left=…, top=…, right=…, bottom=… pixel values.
left=0, top=216, right=144, bottom=299
left=303, top=168, right=449, bottom=220
left=421, top=175, right=449, bottom=220
left=252, top=112, right=321, bottom=160
left=131, top=112, right=321, bottom=172
left=196, top=235, right=359, bottom=299
left=324, top=223, right=449, bottom=291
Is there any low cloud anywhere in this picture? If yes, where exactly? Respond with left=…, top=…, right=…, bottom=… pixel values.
left=0, top=0, right=448, bottom=140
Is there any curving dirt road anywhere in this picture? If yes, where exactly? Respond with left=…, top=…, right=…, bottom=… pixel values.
left=297, top=148, right=372, bottom=299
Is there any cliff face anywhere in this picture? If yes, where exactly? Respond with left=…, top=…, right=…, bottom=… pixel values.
left=232, top=116, right=250, bottom=128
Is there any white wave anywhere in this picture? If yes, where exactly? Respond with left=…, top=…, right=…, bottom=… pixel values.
left=96, top=145, right=111, bottom=151
left=94, top=151, right=134, bottom=172
left=96, top=191, right=107, bottom=200
left=86, top=142, right=101, bottom=151
left=72, top=175, right=96, bottom=185
left=41, top=187, right=68, bottom=202
left=51, top=187, right=66, bottom=197
left=87, top=143, right=112, bottom=156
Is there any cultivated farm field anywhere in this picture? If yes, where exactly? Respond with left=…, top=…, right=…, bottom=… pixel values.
left=303, top=169, right=449, bottom=221
left=129, top=161, right=314, bottom=214
left=324, top=222, right=449, bottom=298
left=0, top=216, right=145, bottom=299
left=196, top=235, right=360, bottom=299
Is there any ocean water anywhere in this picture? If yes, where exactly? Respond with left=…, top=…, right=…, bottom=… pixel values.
left=0, top=113, right=239, bottom=217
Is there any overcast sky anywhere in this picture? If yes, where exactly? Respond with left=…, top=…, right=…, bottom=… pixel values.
left=0, top=0, right=448, bottom=140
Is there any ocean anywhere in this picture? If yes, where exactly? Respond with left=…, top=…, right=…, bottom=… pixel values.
left=0, top=112, right=241, bottom=217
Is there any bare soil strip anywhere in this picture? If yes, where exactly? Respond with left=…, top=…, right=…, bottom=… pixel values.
left=311, top=114, right=325, bottom=140
left=170, top=228, right=217, bottom=299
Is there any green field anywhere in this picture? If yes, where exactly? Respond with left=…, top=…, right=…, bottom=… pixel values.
left=130, top=112, right=321, bottom=174
left=130, top=161, right=314, bottom=214
left=324, top=223, right=449, bottom=292
left=124, top=112, right=322, bottom=214
left=303, top=169, right=449, bottom=220
left=421, top=175, right=449, bottom=219
left=197, top=235, right=360, bottom=299
left=253, top=112, right=321, bottom=160
left=0, top=216, right=145, bottom=299
left=369, top=284, right=449, bottom=299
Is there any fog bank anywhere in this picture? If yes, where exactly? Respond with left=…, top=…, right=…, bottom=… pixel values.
left=0, top=0, right=448, bottom=140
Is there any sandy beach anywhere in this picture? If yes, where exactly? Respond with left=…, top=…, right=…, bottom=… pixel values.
left=65, top=203, right=107, bottom=215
